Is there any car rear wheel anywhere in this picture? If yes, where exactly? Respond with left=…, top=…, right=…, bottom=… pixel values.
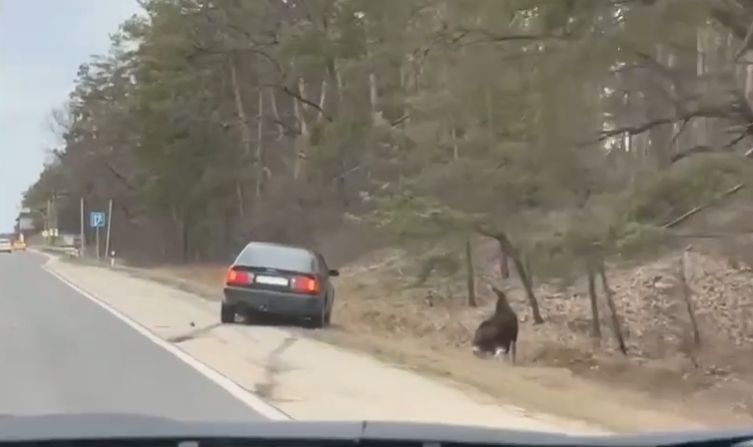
left=220, top=302, right=236, bottom=323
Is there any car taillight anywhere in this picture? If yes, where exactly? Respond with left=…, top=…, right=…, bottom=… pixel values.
left=291, top=275, right=319, bottom=294
left=226, top=269, right=253, bottom=286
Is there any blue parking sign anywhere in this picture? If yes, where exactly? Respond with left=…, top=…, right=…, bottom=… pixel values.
left=89, top=211, right=106, bottom=228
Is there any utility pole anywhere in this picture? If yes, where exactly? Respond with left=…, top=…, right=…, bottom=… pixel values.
left=80, top=197, right=85, bottom=257
left=50, top=192, right=57, bottom=244
left=105, top=199, right=113, bottom=259
left=46, top=198, right=51, bottom=244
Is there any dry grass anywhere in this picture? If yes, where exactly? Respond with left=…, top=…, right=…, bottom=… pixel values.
left=138, top=243, right=753, bottom=432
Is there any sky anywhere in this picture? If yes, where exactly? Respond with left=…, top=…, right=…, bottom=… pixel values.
left=0, top=0, right=141, bottom=232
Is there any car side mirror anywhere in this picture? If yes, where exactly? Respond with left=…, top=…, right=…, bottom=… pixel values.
left=328, top=269, right=340, bottom=277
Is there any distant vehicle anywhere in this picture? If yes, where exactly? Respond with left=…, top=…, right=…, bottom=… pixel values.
left=222, top=241, right=339, bottom=328
left=0, top=238, right=12, bottom=253
left=59, top=233, right=78, bottom=248
left=12, top=239, right=26, bottom=251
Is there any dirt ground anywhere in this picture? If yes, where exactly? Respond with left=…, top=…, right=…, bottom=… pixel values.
left=137, top=241, right=753, bottom=433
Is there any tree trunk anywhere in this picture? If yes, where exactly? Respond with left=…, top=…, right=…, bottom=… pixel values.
left=746, top=62, right=753, bottom=112
left=292, top=77, right=309, bottom=181
left=292, top=75, right=327, bottom=181
left=172, top=208, right=189, bottom=264
left=365, top=24, right=379, bottom=122
left=524, top=252, right=533, bottom=280
left=331, top=59, right=343, bottom=111
left=598, top=261, right=628, bottom=355
left=229, top=54, right=253, bottom=159
left=170, top=207, right=181, bottom=262
left=694, top=29, right=709, bottom=147
left=465, top=239, right=477, bottom=307
left=255, top=89, right=264, bottom=197
left=368, top=71, right=378, bottom=121
left=587, top=263, right=602, bottom=338
left=679, top=253, right=702, bottom=348
left=451, top=126, right=459, bottom=160
left=511, top=254, right=543, bottom=324
left=499, top=249, right=510, bottom=279
left=236, top=181, right=244, bottom=217
left=334, top=59, right=344, bottom=107
left=362, top=14, right=379, bottom=119
left=414, top=57, right=422, bottom=93
left=316, top=78, right=328, bottom=124
left=494, top=235, right=544, bottom=324
left=267, top=88, right=284, bottom=140
left=182, top=220, right=189, bottom=263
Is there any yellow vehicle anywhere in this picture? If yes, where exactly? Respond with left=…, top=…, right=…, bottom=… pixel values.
left=12, top=239, right=26, bottom=251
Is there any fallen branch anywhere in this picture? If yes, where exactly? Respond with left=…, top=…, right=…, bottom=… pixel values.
left=663, top=183, right=746, bottom=229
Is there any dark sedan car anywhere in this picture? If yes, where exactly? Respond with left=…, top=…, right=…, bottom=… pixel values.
left=221, top=241, right=339, bottom=328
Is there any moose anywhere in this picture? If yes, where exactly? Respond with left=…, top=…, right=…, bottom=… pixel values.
left=472, top=285, right=519, bottom=363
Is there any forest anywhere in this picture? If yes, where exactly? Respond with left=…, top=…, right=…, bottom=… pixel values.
left=24, top=0, right=753, bottom=289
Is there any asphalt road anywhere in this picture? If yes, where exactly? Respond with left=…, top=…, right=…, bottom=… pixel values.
left=0, top=252, right=264, bottom=421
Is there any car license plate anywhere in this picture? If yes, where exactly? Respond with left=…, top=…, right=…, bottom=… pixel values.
left=255, top=275, right=289, bottom=286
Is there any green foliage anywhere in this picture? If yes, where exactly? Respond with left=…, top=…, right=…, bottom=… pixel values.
left=622, top=155, right=752, bottom=226
left=369, top=193, right=482, bottom=244
left=613, top=222, right=669, bottom=260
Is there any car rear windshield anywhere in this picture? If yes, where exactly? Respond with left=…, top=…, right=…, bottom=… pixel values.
left=236, top=243, right=316, bottom=273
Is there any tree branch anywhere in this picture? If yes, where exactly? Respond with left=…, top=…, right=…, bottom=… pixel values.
left=735, top=19, right=753, bottom=60
left=669, top=145, right=714, bottom=164
left=710, top=1, right=749, bottom=40
left=103, top=161, right=135, bottom=190
left=274, top=84, right=333, bottom=122
left=669, top=117, right=691, bottom=149
left=663, top=183, right=746, bottom=228
left=458, top=28, right=571, bottom=43
left=597, top=117, right=675, bottom=141
left=595, top=105, right=740, bottom=143
left=190, top=42, right=284, bottom=76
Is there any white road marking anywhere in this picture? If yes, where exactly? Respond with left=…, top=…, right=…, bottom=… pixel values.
left=42, top=260, right=291, bottom=421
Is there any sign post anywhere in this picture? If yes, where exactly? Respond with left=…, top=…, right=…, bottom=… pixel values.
left=80, top=198, right=85, bottom=257
left=89, top=211, right=106, bottom=260
left=105, top=199, right=113, bottom=262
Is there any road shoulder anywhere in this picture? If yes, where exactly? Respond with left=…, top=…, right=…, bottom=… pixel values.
left=41, top=253, right=604, bottom=434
